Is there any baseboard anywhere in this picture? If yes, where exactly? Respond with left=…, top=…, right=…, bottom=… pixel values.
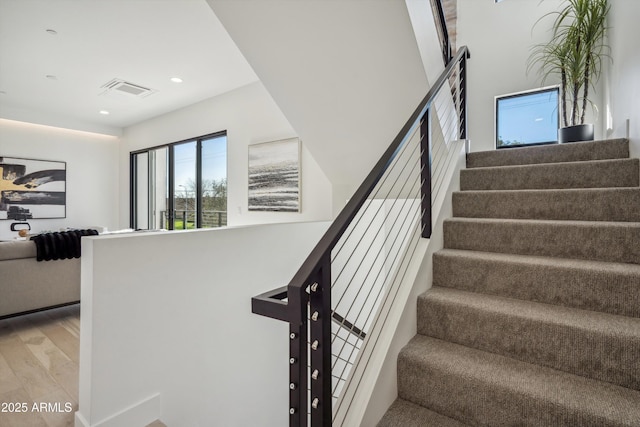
left=75, top=411, right=90, bottom=427
left=0, top=301, right=80, bottom=320
left=74, top=393, right=161, bottom=427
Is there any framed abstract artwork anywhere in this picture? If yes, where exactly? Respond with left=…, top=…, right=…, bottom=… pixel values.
left=248, top=138, right=300, bottom=212
left=0, top=156, right=67, bottom=219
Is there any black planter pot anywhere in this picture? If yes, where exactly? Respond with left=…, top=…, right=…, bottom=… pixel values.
left=558, top=124, right=594, bottom=143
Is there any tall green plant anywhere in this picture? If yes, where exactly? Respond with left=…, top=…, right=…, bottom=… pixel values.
left=528, top=0, right=610, bottom=127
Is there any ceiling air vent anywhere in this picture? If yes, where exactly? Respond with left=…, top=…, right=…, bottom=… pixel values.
left=100, top=78, right=156, bottom=98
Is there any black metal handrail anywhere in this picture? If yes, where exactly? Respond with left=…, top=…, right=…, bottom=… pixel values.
left=431, top=0, right=453, bottom=64
left=252, top=45, right=469, bottom=426
left=274, top=45, right=468, bottom=294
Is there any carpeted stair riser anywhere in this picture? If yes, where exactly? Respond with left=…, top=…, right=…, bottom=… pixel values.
left=466, top=138, right=629, bottom=168
left=397, top=335, right=640, bottom=427
left=377, top=399, right=467, bottom=427
left=460, top=158, right=639, bottom=191
left=379, top=138, right=640, bottom=426
left=433, top=249, right=640, bottom=318
left=443, top=218, right=640, bottom=265
left=417, top=287, right=640, bottom=390
left=452, top=187, right=640, bottom=221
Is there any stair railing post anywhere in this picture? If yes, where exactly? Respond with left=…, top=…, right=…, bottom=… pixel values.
left=289, top=286, right=309, bottom=427
left=309, top=255, right=332, bottom=426
left=420, top=108, right=433, bottom=239
left=253, top=46, right=470, bottom=426
left=460, top=53, right=468, bottom=140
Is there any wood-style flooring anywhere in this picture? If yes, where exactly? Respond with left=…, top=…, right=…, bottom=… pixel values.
left=0, top=305, right=80, bottom=427
left=0, top=305, right=165, bottom=427
left=0, top=304, right=166, bottom=427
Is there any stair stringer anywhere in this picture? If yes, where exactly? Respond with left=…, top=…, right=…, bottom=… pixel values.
left=333, top=140, right=466, bottom=427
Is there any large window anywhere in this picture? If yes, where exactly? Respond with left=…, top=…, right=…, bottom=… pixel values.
left=496, top=87, right=559, bottom=149
left=131, top=132, right=227, bottom=230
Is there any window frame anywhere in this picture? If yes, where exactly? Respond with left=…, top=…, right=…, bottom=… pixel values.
left=130, top=130, right=227, bottom=230
left=495, top=86, right=560, bottom=149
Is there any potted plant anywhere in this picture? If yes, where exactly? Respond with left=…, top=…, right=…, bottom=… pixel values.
left=528, top=0, right=610, bottom=143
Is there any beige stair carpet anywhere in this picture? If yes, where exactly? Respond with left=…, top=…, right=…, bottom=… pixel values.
left=378, top=139, right=640, bottom=426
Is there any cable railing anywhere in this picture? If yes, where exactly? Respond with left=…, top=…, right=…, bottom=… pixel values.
left=252, top=45, right=469, bottom=427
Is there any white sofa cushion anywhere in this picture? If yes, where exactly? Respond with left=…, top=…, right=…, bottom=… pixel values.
left=0, top=240, right=37, bottom=261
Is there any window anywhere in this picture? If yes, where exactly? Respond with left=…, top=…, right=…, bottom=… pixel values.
left=496, top=87, right=559, bottom=149
left=131, top=132, right=227, bottom=230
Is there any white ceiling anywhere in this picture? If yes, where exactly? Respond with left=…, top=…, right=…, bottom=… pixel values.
left=0, top=0, right=258, bottom=136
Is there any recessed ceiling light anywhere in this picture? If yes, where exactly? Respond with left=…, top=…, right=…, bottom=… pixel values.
left=170, top=77, right=183, bottom=83
left=46, top=29, right=58, bottom=35
left=99, top=110, right=110, bottom=115
left=46, top=75, right=57, bottom=80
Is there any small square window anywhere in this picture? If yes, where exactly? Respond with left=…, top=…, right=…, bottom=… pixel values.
left=496, top=87, right=559, bottom=149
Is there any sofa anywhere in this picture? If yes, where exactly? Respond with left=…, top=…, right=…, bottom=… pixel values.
left=0, top=239, right=80, bottom=318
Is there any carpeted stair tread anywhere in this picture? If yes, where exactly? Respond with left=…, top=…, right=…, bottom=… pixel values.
left=443, top=217, right=640, bottom=264
left=379, top=138, right=640, bottom=425
left=460, top=158, right=639, bottom=191
left=417, top=286, right=640, bottom=390
left=398, top=335, right=640, bottom=426
left=377, top=398, right=468, bottom=427
left=452, top=187, right=640, bottom=221
left=466, top=138, right=629, bottom=168
left=433, top=249, right=640, bottom=317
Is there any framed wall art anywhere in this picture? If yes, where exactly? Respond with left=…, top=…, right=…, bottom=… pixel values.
left=0, top=156, right=67, bottom=220
left=248, top=138, right=300, bottom=212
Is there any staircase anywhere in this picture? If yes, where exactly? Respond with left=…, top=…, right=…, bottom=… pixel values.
left=378, top=138, right=640, bottom=426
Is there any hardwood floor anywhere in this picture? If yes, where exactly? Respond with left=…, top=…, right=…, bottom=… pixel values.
left=0, top=306, right=167, bottom=427
left=0, top=305, right=80, bottom=427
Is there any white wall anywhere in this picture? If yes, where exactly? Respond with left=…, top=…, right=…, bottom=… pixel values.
left=120, top=81, right=333, bottom=228
left=0, top=119, right=119, bottom=240
left=406, top=0, right=447, bottom=85
left=208, top=0, right=429, bottom=211
left=458, top=0, right=606, bottom=153
left=76, top=221, right=330, bottom=427
left=605, top=0, right=640, bottom=158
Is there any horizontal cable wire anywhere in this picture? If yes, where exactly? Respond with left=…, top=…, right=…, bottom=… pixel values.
left=330, top=167, right=422, bottom=330
left=330, top=128, right=419, bottom=266
left=329, top=151, right=424, bottom=390
left=330, top=131, right=420, bottom=281
left=333, top=207, right=426, bottom=420
left=323, top=59, right=467, bottom=419
left=329, top=161, right=423, bottom=378
left=330, top=152, right=421, bottom=308
left=330, top=125, right=421, bottom=264
left=333, top=125, right=448, bottom=395
left=330, top=143, right=422, bottom=318
left=331, top=177, right=422, bottom=339
left=330, top=179, right=423, bottom=346
left=331, top=190, right=423, bottom=394
left=334, top=161, right=460, bottom=417
left=431, top=110, right=462, bottom=198
left=333, top=197, right=426, bottom=417
left=330, top=185, right=423, bottom=386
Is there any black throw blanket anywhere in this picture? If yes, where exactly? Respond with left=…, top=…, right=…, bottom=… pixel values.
left=30, top=229, right=99, bottom=261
